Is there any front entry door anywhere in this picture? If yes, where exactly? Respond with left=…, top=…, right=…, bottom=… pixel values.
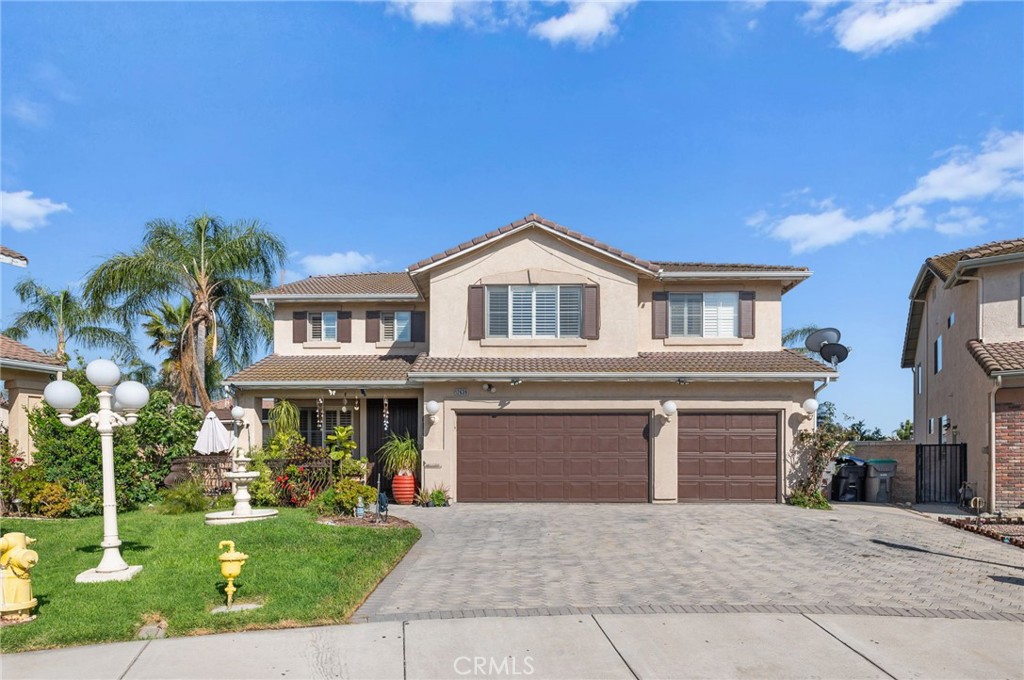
left=365, top=398, right=419, bottom=492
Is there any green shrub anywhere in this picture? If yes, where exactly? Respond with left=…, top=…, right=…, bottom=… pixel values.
left=35, top=482, right=72, bottom=518
left=5, top=466, right=47, bottom=514
left=307, top=479, right=378, bottom=517
left=787, top=489, right=832, bottom=510
left=429, top=486, right=450, bottom=507
left=156, top=478, right=209, bottom=514
left=66, top=482, right=100, bottom=518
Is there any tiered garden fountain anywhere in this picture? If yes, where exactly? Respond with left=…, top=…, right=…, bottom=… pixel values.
left=205, top=406, right=278, bottom=526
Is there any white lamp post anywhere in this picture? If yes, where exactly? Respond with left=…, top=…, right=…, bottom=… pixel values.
left=44, top=359, right=149, bottom=583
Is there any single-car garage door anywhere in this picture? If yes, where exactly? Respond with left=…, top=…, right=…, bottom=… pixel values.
left=677, top=412, right=778, bottom=503
left=457, top=412, right=650, bottom=502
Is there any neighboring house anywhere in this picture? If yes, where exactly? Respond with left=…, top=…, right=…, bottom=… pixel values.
left=0, top=245, right=28, bottom=268
left=901, top=238, right=1024, bottom=511
left=229, top=214, right=836, bottom=503
left=0, top=334, right=65, bottom=462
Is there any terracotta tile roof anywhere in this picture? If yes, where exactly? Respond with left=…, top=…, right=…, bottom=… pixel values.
left=256, top=272, right=418, bottom=298
left=226, top=354, right=420, bottom=384
left=407, top=214, right=661, bottom=274
left=653, top=262, right=809, bottom=273
left=0, top=334, right=63, bottom=369
left=0, top=246, right=28, bottom=264
left=409, top=350, right=835, bottom=376
left=927, top=237, right=1024, bottom=280
left=967, top=340, right=1024, bottom=376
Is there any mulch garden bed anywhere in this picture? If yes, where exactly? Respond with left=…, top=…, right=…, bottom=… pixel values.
left=316, top=514, right=415, bottom=529
left=939, top=515, right=1024, bottom=548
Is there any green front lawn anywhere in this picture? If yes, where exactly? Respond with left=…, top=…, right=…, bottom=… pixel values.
left=0, top=509, right=419, bottom=653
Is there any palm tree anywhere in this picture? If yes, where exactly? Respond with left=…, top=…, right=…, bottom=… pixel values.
left=3, top=277, right=135, bottom=377
left=84, top=213, right=286, bottom=411
left=142, top=298, right=195, bottom=402
left=782, top=325, right=820, bottom=355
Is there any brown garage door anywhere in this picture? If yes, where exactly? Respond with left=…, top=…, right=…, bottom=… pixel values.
left=678, top=412, right=778, bottom=503
left=457, top=412, right=650, bottom=502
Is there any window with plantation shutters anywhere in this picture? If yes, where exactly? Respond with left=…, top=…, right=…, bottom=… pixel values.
left=382, top=311, right=412, bottom=342
left=301, top=408, right=353, bottom=447
left=485, top=284, right=583, bottom=338
left=309, top=312, right=337, bottom=342
left=667, top=292, right=739, bottom=338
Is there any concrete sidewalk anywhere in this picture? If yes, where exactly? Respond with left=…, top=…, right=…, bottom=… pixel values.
left=4, top=613, right=1022, bottom=680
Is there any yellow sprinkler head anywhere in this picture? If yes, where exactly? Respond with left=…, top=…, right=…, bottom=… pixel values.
left=217, top=540, right=248, bottom=607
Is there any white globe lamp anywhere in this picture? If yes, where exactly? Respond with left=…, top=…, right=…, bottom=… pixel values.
left=425, top=399, right=440, bottom=423
left=662, top=400, right=678, bottom=420
left=231, top=405, right=245, bottom=420
left=44, top=380, right=82, bottom=411
left=86, top=359, right=121, bottom=388
left=802, top=398, right=819, bottom=415
left=114, top=381, right=150, bottom=412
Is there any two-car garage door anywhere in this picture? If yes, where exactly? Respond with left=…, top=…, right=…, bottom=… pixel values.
left=456, top=412, right=650, bottom=502
left=455, top=411, right=778, bottom=503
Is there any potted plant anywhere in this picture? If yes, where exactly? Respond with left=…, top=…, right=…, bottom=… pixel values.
left=378, top=433, right=419, bottom=505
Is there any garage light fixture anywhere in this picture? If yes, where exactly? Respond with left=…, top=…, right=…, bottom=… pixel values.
left=425, top=400, right=440, bottom=424
left=801, top=398, right=819, bottom=416
left=661, top=400, right=678, bottom=422
left=510, top=378, right=523, bottom=386
left=482, top=383, right=496, bottom=393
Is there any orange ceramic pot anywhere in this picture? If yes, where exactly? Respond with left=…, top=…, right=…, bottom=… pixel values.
left=391, top=474, right=416, bottom=505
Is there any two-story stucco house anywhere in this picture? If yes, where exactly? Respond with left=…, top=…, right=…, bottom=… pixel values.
left=228, top=215, right=836, bottom=503
left=0, top=334, right=65, bottom=462
left=901, top=238, right=1024, bottom=511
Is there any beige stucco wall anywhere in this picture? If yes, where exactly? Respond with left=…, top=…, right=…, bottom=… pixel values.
left=910, top=262, right=1024, bottom=503
left=272, top=302, right=429, bottom=356
left=426, top=229, right=641, bottom=358
left=419, top=379, right=816, bottom=502
left=2, top=370, right=52, bottom=464
left=636, top=279, right=784, bottom=352
left=980, top=262, right=1024, bottom=342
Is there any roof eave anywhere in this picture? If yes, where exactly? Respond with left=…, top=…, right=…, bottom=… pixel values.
left=407, top=221, right=659, bottom=278
left=0, top=254, right=28, bottom=268
left=657, top=270, right=812, bottom=294
left=945, top=251, right=1024, bottom=289
left=227, top=380, right=413, bottom=388
left=0, top=358, right=66, bottom=374
left=250, top=293, right=422, bottom=303
left=407, top=371, right=837, bottom=382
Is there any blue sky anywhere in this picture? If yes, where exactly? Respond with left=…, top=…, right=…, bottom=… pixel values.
left=2, top=1, right=1022, bottom=433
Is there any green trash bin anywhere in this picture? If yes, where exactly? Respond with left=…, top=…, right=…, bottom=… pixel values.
left=865, top=459, right=898, bottom=503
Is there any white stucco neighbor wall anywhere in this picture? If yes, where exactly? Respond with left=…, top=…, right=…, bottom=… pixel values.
left=418, top=380, right=816, bottom=503
left=981, top=262, right=1024, bottom=342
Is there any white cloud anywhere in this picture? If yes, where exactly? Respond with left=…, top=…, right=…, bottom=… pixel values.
left=896, top=131, right=1024, bottom=206
left=934, top=207, right=988, bottom=236
left=530, top=1, right=637, bottom=47
left=391, top=0, right=458, bottom=26
left=803, top=1, right=962, bottom=55
left=4, top=97, right=49, bottom=127
left=1, top=190, right=71, bottom=231
left=299, top=251, right=383, bottom=275
left=757, top=130, right=1023, bottom=252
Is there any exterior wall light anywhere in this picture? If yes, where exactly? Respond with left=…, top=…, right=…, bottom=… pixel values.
left=661, top=400, right=678, bottom=422
left=801, top=398, right=819, bottom=416
left=510, top=378, right=523, bottom=386
left=481, top=383, right=496, bottom=393
left=425, top=399, right=440, bottom=424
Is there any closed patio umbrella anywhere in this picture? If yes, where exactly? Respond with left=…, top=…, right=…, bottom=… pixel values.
left=193, top=411, right=235, bottom=455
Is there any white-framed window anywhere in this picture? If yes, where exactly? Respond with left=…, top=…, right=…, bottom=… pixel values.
left=485, top=285, right=582, bottom=338
left=382, top=311, right=412, bottom=342
left=938, top=415, right=949, bottom=444
left=309, top=312, right=337, bottom=342
left=668, top=292, right=738, bottom=338
left=947, top=313, right=955, bottom=328
left=927, top=417, right=934, bottom=435
left=916, top=363, right=922, bottom=394
left=299, top=408, right=353, bottom=447
left=934, top=335, right=943, bottom=374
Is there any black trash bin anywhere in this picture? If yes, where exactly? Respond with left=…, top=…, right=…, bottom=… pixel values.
left=865, top=459, right=898, bottom=503
left=832, top=459, right=866, bottom=502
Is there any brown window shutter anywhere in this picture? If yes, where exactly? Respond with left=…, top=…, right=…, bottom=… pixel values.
left=468, top=285, right=485, bottom=340
left=739, top=291, right=756, bottom=339
left=411, top=311, right=426, bottom=343
left=583, top=285, right=600, bottom=340
left=652, top=292, right=668, bottom=339
left=292, top=311, right=308, bottom=344
left=338, top=311, right=352, bottom=343
left=365, top=311, right=381, bottom=343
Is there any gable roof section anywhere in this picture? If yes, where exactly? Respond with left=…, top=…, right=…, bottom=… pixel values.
left=0, top=246, right=28, bottom=267
left=902, top=237, right=1024, bottom=368
left=226, top=354, right=419, bottom=386
left=409, top=350, right=836, bottom=380
left=406, top=214, right=662, bottom=276
left=967, top=340, right=1024, bottom=377
left=254, top=272, right=420, bottom=301
left=0, top=334, right=64, bottom=373
left=654, top=261, right=811, bottom=293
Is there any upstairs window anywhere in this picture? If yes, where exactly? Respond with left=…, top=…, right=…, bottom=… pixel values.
left=382, top=311, right=412, bottom=342
left=485, top=285, right=583, bottom=338
left=934, top=335, right=943, bottom=374
left=916, top=363, right=923, bottom=394
left=668, top=292, right=738, bottom=338
left=309, top=312, right=337, bottom=342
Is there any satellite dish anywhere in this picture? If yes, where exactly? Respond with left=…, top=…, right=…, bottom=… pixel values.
left=805, top=327, right=841, bottom=352
left=819, top=342, right=849, bottom=365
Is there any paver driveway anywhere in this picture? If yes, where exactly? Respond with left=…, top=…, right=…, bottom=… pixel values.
left=356, top=504, right=1024, bottom=621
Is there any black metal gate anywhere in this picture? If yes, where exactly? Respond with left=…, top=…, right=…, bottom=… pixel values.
left=916, top=443, right=967, bottom=504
